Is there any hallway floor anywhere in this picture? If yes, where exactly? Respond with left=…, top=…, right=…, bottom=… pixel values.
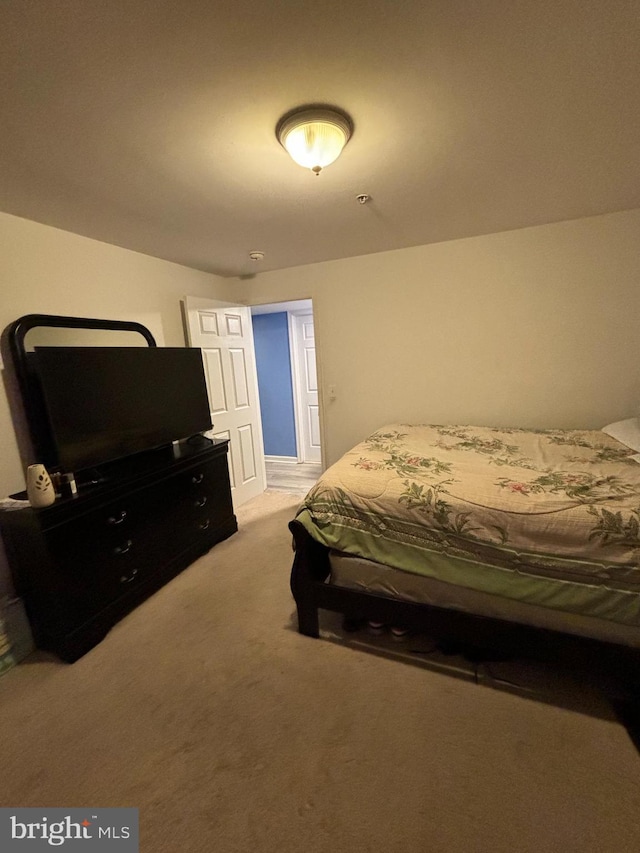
left=265, top=460, right=322, bottom=496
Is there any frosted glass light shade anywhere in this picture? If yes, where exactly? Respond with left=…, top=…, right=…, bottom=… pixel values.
left=277, top=108, right=353, bottom=174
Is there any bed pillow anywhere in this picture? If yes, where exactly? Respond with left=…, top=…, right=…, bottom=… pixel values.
left=601, top=417, right=640, bottom=451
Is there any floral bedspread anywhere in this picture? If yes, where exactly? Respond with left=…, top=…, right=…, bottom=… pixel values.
left=295, top=424, right=640, bottom=626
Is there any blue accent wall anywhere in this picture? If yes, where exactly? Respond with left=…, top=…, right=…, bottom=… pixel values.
left=253, top=313, right=297, bottom=457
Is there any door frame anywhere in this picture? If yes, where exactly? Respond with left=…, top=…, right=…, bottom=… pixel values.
left=250, top=299, right=323, bottom=468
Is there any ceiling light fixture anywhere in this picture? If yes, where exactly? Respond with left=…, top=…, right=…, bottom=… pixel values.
left=276, top=106, right=353, bottom=175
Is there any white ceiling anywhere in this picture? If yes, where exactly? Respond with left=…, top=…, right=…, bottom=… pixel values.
left=1, top=0, right=638, bottom=278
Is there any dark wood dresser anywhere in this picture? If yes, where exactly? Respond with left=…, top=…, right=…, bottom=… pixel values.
left=0, top=438, right=237, bottom=661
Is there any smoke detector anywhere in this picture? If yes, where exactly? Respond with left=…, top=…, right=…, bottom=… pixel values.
left=249, top=251, right=265, bottom=261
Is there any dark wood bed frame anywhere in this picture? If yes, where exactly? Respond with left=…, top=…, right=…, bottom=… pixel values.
left=289, top=519, right=640, bottom=706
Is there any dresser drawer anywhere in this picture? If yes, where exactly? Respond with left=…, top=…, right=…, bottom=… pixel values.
left=44, top=483, right=175, bottom=618
left=161, top=454, right=234, bottom=549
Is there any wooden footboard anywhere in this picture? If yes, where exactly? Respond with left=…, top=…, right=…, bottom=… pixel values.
left=288, top=520, right=640, bottom=697
left=289, top=519, right=330, bottom=637
left=289, top=519, right=554, bottom=654
left=288, top=519, right=640, bottom=749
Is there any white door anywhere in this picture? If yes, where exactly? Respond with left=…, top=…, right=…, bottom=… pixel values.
left=183, top=296, right=266, bottom=508
left=291, top=313, right=321, bottom=463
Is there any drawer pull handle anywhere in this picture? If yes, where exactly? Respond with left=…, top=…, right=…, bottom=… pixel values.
left=120, top=568, right=138, bottom=584
left=107, top=510, right=127, bottom=525
left=114, top=539, right=133, bottom=556
left=191, top=473, right=204, bottom=485
left=198, top=519, right=210, bottom=531
left=194, top=496, right=208, bottom=508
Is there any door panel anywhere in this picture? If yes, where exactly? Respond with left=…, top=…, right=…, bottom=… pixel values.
left=309, top=405, right=321, bottom=447
left=305, top=347, right=317, bottom=392
left=202, top=348, right=227, bottom=413
left=230, top=348, right=250, bottom=407
left=238, top=424, right=257, bottom=481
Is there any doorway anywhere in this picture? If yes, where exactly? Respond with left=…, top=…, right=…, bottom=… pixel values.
left=251, top=299, right=322, bottom=494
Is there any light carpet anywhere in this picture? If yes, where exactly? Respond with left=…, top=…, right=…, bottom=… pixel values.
left=1, top=489, right=639, bottom=853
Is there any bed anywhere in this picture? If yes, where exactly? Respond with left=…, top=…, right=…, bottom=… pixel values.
left=289, top=420, right=640, bottom=674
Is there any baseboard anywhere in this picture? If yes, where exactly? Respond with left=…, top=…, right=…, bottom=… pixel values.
left=265, top=455, right=299, bottom=463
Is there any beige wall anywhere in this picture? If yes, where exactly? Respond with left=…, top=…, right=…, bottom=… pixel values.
left=0, top=213, right=245, bottom=593
left=237, top=209, right=640, bottom=468
left=1, top=207, right=639, bottom=592
left=0, top=212, right=239, bottom=496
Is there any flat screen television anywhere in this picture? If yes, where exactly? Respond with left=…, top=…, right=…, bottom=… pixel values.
left=31, top=346, right=212, bottom=474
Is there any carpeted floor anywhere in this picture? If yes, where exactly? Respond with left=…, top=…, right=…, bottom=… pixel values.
left=1, top=489, right=639, bottom=852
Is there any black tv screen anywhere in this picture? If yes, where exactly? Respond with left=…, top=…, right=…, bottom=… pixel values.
left=32, top=346, right=212, bottom=473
